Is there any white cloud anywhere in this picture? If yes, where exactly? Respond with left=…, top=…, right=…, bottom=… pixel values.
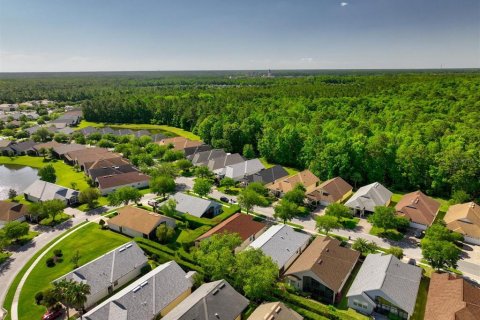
left=340, top=2, right=348, bottom=6
left=300, top=57, right=313, bottom=63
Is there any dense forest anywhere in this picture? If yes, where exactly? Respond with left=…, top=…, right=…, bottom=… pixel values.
left=1, top=70, right=479, bottom=199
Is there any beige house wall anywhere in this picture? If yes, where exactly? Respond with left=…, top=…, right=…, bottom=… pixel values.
left=160, top=288, right=192, bottom=316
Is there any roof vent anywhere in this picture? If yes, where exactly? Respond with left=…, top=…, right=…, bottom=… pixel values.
left=326, top=248, right=329, bottom=252
left=119, top=247, right=126, bottom=252
left=126, top=243, right=132, bottom=249
left=275, top=306, right=282, bottom=313
left=318, top=259, right=323, bottom=265
left=132, top=286, right=141, bottom=293
left=374, top=183, right=379, bottom=188
left=219, top=282, right=226, bottom=289
left=212, top=289, right=219, bottom=295
left=215, top=313, right=220, bottom=319
left=140, top=281, right=148, bottom=287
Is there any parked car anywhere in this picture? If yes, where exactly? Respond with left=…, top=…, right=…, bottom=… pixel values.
left=230, top=199, right=237, bottom=204
left=220, top=196, right=229, bottom=203
left=413, top=230, right=424, bottom=239
left=147, top=199, right=158, bottom=207
left=42, top=309, right=63, bottom=320
left=407, top=258, right=416, bottom=266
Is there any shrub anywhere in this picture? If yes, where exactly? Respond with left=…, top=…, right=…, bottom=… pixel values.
left=141, top=264, right=152, bottom=275
left=99, top=219, right=106, bottom=229
left=46, top=257, right=55, bottom=267
left=35, top=291, right=44, bottom=305
left=53, top=249, right=63, bottom=257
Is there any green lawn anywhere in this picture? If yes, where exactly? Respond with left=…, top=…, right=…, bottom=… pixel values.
left=391, top=192, right=450, bottom=224
left=337, top=263, right=362, bottom=310
left=15, top=231, right=39, bottom=246
left=259, top=158, right=299, bottom=175
left=75, top=120, right=202, bottom=140
left=17, top=223, right=130, bottom=320
left=369, top=225, right=404, bottom=241
left=39, top=212, right=71, bottom=226
left=411, top=277, right=430, bottom=320
left=77, top=196, right=109, bottom=211
left=0, top=156, right=89, bottom=191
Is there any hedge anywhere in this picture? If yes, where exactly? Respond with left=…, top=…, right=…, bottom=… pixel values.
left=134, top=237, right=195, bottom=264
left=136, top=243, right=203, bottom=273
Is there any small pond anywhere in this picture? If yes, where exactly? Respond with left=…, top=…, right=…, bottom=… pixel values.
left=0, top=164, right=39, bottom=200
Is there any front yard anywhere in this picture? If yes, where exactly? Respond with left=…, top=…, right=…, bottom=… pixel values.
left=17, top=222, right=130, bottom=320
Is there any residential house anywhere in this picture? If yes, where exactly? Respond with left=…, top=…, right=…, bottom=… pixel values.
left=64, top=148, right=119, bottom=170
left=0, top=201, right=28, bottom=226
left=346, top=253, right=422, bottom=319
left=424, top=272, right=480, bottom=320
left=207, top=153, right=245, bottom=172
left=183, top=144, right=211, bottom=158
left=107, top=206, right=176, bottom=239
left=51, top=143, right=87, bottom=158
left=157, top=137, right=204, bottom=151
left=345, top=182, right=393, bottom=216
left=82, top=261, right=194, bottom=320
left=55, top=242, right=147, bottom=309
left=241, top=165, right=289, bottom=186
left=172, top=192, right=222, bottom=218
left=248, top=224, right=311, bottom=273
left=87, top=157, right=138, bottom=180
left=395, top=191, right=441, bottom=230
left=219, top=158, right=265, bottom=181
left=284, top=236, right=360, bottom=304
left=79, top=126, right=99, bottom=136
left=32, top=140, right=62, bottom=155
left=248, top=302, right=303, bottom=320
left=306, top=177, right=353, bottom=207
left=195, top=213, right=267, bottom=251
left=444, top=202, right=480, bottom=245
left=9, top=140, right=37, bottom=155
left=189, top=148, right=226, bottom=165
left=150, top=133, right=167, bottom=142
left=23, top=180, right=79, bottom=205
left=96, top=171, right=150, bottom=195
left=0, top=139, right=14, bottom=155
left=161, top=279, right=249, bottom=320
left=267, top=170, right=320, bottom=197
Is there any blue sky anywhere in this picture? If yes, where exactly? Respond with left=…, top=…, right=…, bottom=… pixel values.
left=0, top=0, right=478, bottom=71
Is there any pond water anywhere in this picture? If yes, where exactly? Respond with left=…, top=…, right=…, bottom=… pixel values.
left=0, top=164, right=39, bottom=200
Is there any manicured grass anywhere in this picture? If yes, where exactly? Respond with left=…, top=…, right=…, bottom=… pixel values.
left=217, top=186, right=241, bottom=195
left=369, top=226, right=404, bottom=241
left=76, top=196, right=109, bottom=211
left=2, top=222, right=88, bottom=320
left=411, top=277, right=430, bottom=320
left=0, top=156, right=89, bottom=191
left=39, top=212, right=70, bottom=226
left=17, top=223, right=130, bottom=320
left=14, top=231, right=39, bottom=246
left=75, top=120, right=202, bottom=140
left=337, top=263, right=362, bottom=310
left=259, top=158, right=299, bottom=175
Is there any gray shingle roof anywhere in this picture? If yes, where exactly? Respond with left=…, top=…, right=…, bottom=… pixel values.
left=190, top=149, right=226, bottom=165
left=249, top=224, right=311, bottom=270
left=347, top=253, right=422, bottom=315
left=207, top=153, right=245, bottom=171
left=23, top=180, right=79, bottom=202
left=222, top=158, right=265, bottom=180
left=345, top=182, right=393, bottom=212
left=83, top=261, right=193, bottom=320
left=242, top=165, right=289, bottom=185
left=172, top=192, right=221, bottom=218
left=57, top=242, right=147, bottom=301
left=161, top=280, right=249, bottom=320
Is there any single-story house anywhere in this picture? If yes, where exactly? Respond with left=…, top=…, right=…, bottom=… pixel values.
left=172, top=192, right=222, bottom=218
left=161, top=279, right=249, bottom=320
left=107, top=206, right=176, bottom=239
left=51, top=143, right=87, bottom=158
left=267, top=170, right=320, bottom=197
left=241, top=165, right=289, bottom=186
left=248, top=302, right=303, bottom=320
left=64, top=148, right=118, bottom=170
left=150, top=133, right=167, bottom=142
left=0, top=201, right=29, bottom=226
left=23, top=180, right=79, bottom=205
left=347, top=253, right=422, bottom=319
left=395, top=190, right=441, bottom=230
left=195, top=213, right=267, bottom=251
left=157, top=137, right=204, bottom=151
left=207, top=153, right=245, bottom=172
left=424, top=272, right=480, bottom=320
left=189, top=148, right=226, bottom=165
left=345, top=182, right=392, bottom=216
left=87, top=157, right=138, bottom=180
left=32, top=140, right=62, bottom=154
left=183, top=144, right=211, bottom=158
left=285, top=236, right=360, bottom=304
left=248, top=224, right=311, bottom=273
left=444, top=202, right=480, bottom=245
left=55, top=242, right=148, bottom=309
left=218, top=158, right=265, bottom=181
left=0, top=139, right=14, bottom=155
left=306, top=177, right=353, bottom=207
left=82, top=261, right=194, bottom=320
left=79, top=126, right=99, bottom=136
left=9, top=140, right=37, bottom=155
left=96, top=171, right=150, bottom=195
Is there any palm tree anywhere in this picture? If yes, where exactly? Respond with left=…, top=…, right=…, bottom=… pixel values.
left=52, top=279, right=90, bottom=318
left=70, top=282, right=91, bottom=315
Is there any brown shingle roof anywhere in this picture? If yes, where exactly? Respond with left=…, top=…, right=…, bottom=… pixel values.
left=444, top=202, right=480, bottom=239
left=247, top=302, right=303, bottom=320
left=87, top=157, right=132, bottom=171
left=285, top=236, right=360, bottom=293
left=107, top=206, right=174, bottom=234
left=97, top=171, right=150, bottom=189
left=52, top=143, right=86, bottom=156
left=65, top=148, right=120, bottom=167
left=307, top=177, right=353, bottom=203
left=157, top=137, right=204, bottom=151
left=33, top=140, right=61, bottom=151
left=395, top=191, right=440, bottom=226
left=425, top=273, right=480, bottom=320
left=195, top=213, right=266, bottom=242
left=0, top=201, right=28, bottom=222
left=267, top=170, right=320, bottom=194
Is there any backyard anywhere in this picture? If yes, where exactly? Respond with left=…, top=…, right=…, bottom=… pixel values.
left=16, top=222, right=130, bottom=320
